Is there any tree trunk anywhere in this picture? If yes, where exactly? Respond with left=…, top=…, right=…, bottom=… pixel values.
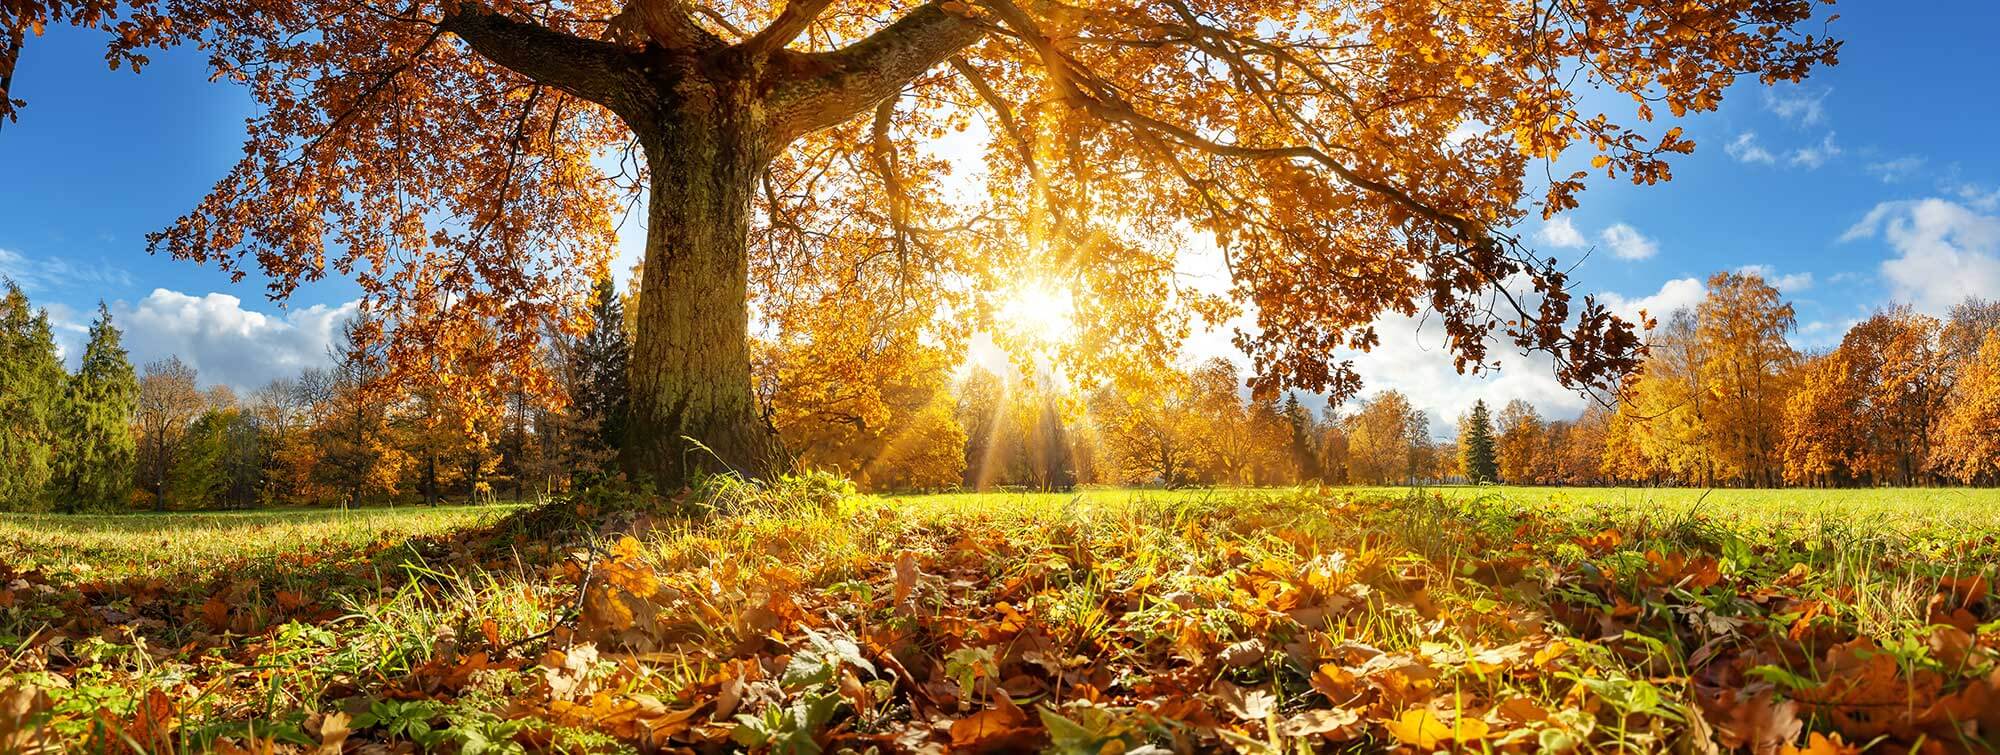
left=623, top=109, right=786, bottom=489
left=435, top=3, right=986, bottom=494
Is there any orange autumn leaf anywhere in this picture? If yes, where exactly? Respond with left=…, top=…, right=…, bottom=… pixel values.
left=1782, top=732, right=1862, bottom=755
left=200, top=595, right=231, bottom=632
left=949, top=704, right=1028, bottom=747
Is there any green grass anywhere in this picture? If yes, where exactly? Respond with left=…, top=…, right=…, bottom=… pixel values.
left=0, top=504, right=522, bottom=581
left=890, top=483, right=2000, bottom=531
left=1348, top=483, right=2000, bottom=529
left=3, top=486, right=1997, bottom=752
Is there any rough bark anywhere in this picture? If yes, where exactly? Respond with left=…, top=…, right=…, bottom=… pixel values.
left=624, top=90, right=788, bottom=486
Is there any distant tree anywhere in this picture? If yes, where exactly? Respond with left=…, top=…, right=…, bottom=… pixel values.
left=756, top=285, right=962, bottom=492
left=320, top=317, right=411, bottom=507
left=865, top=393, right=967, bottom=491
left=1615, top=312, right=1715, bottom=484
left=57, top=304, right=139, bottom=512
left=1028, top=398, right=1076, bottom=492
left=394, top=379, right=485, bottom=506
left=1695, top=272, right=1796, bottom=487
left=1495, top=399, right=1544, bottom=484
left=168, top=407, right=262, bottom=508
left=1316, top=407, right=1351, bottom=485
left=1941, top=298, right=2000, bottom=368
left=1243, top=395, right=1293, bottom=486
left=1780, top=351, right=1858, bottom=487
left=1457, top=400, right=1499, bottom=484
left=957, top=367, right=1008, bottom=490
left=1191, top=358, right=1255, bottom=484
left=1934, top=332, right=2000, bottom=484
left=1532, top=420, right=1569, bottom=484
left=559, top=277, right=631, bottom=483
left=1283, top=394, right=1319, bottom=483
left=498, top=377, right=536, bottom=500
left=1345, top=391, right=1423, bottom=485
left=1559, top=404, right=1613, bottom=485
left=135, top=356, right=204, bottom=510
left=0, top=282, right=66, bottom=511
left=1858, top=308, right=1947, bottom=485
left=264, top=369, right=337, bottom=505
left=1091, top=368, right=1204, bottom=488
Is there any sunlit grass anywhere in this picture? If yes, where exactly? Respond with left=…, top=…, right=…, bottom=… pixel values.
left=5, top=487, right=1996, bottom=752
left=0, top=504, right=520, bottom=581
left=1352, top=483, right=2000, bottom=530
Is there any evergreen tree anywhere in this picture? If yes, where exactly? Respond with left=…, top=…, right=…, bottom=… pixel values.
left=1283, top=394, right=1319, bottom=483
left=59, top=303, right=140, bottom=512
left=0, top=282, right=67, bottom=511
left=562, top=277, right=631, bottom=481
left=1459, top=399, right=1500, bottom=484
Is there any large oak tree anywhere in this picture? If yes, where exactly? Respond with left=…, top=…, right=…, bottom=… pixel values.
left=9, top=0, right=1837, bottom=489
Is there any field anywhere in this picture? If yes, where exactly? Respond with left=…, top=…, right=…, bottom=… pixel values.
left=3, top=486, right=1998, bottom=753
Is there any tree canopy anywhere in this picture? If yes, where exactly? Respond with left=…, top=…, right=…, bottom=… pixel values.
left=7, top=0, right=1839, bottom=486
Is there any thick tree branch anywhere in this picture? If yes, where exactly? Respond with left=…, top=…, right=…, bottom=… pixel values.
left=439, top=5, right=642, bottom=107
left=765, top=2, right=987, bottom=145
left=739, top=0, right=837, bottom=59
left=609, top=0, right=724, bottom=50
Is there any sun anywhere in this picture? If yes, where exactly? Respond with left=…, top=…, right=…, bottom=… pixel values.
left=995, top=282, right=1078, bottom=345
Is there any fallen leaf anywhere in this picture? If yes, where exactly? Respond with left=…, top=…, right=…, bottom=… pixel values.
left=315, top=711, right=351, bottom=755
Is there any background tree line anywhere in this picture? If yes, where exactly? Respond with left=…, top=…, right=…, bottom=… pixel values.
left=1453, top=272, right=2000, bottom=488
left=11, top=267, right=2000, bottom=512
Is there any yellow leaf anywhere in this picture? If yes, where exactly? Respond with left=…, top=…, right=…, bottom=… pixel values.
left=1591, top=154, right=1610, bottom=169
left=1384, top=709, right=1486, bottom=748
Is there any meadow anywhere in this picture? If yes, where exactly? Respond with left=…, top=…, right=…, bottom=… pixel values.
left=3, top=485, right=1997, bottom=753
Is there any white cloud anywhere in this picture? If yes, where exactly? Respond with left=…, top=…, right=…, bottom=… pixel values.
left=1725, top=132, right=1777, bottom=165
left=0, top=247, right=133, bottom=294
left=1597, top=277, right=1706, bottom=323
left=1787, top=132, right=1842, bottom=169
left=1535, top=217, right=1587, bottom=248
left=1733, top=264, right=1813, bottom=293
left=1599, top=223, right=1659, bottom=260
left=1947, top=181, right=2000, bottom=212
left=1763, top=85, right=1831, bottom=126
left=1866, top=156, right=1925, bottom=183
left=1841, top=198, right=2000, bottom=314
left=1338, top=313, right=1586, bottom=440
left=1794, top=318, right=1856, bottom=351
left=112, top=289, right=359, bottom=392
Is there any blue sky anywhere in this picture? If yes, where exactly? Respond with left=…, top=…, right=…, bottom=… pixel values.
left=5, top=2, right=2000, bottom=427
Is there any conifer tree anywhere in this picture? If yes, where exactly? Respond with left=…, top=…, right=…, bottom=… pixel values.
left=58, top=303, right=140, bottom=512
left=0, top=281, right=67, bottom=511
left=1459, top=400, right=1500, bottom=484
left=562, top=277, right=631, bottom=481
left=1283, top=394, right=1319, bottom=484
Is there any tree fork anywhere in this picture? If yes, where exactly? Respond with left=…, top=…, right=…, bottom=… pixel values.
left=441, top=1, right=984, bottom=490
